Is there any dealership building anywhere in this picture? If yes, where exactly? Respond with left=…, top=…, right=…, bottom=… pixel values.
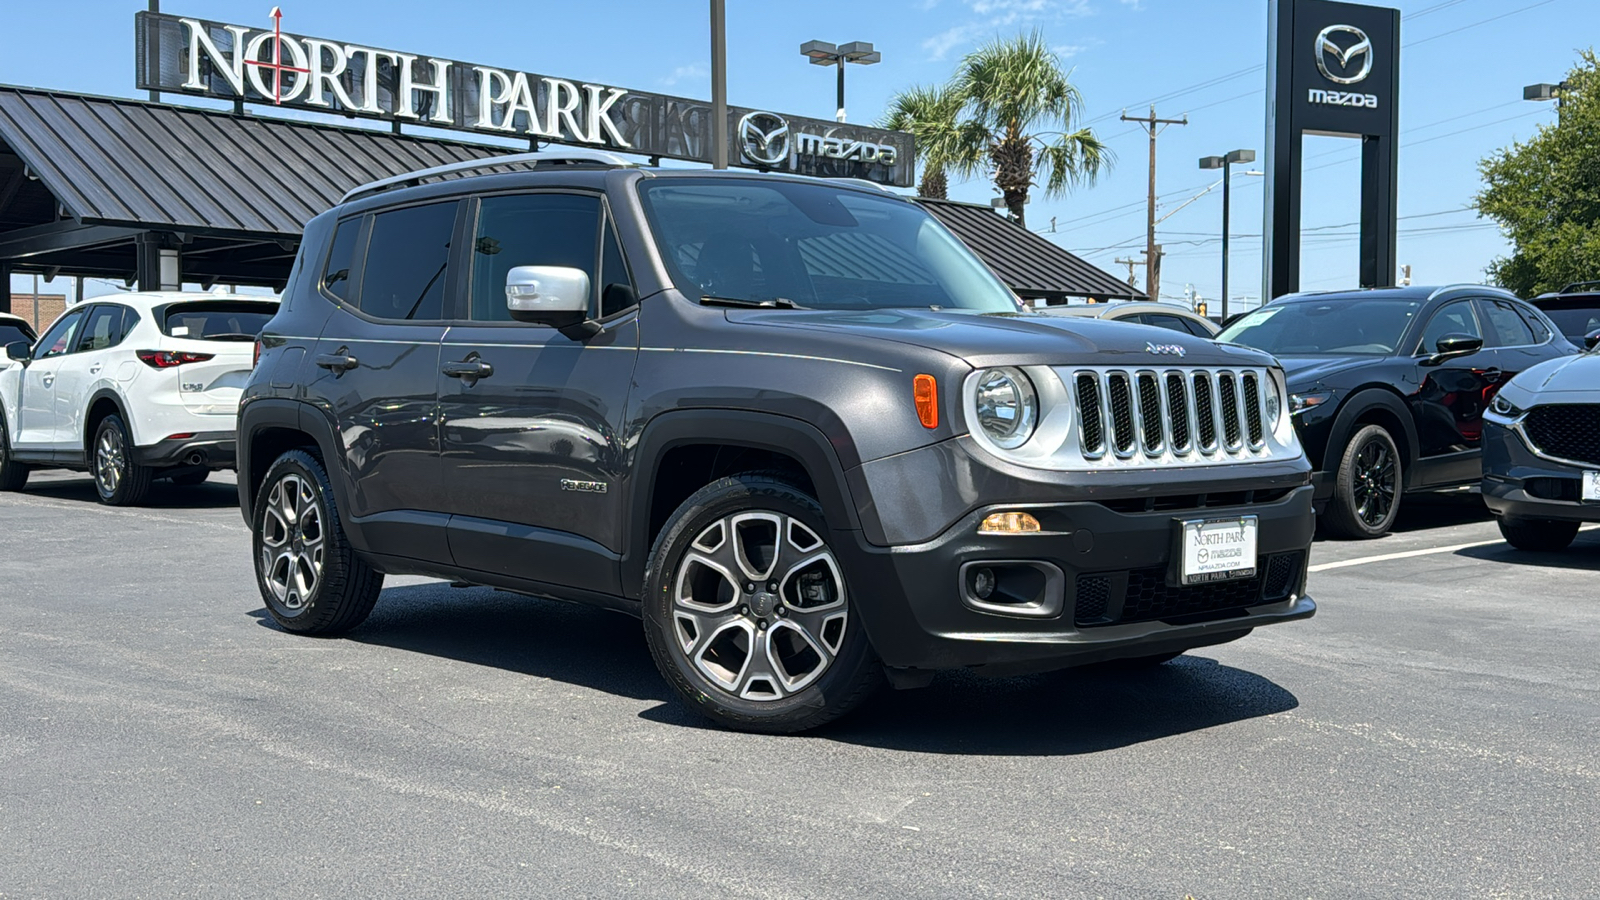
left=0, top=9, right=1139, bottom=315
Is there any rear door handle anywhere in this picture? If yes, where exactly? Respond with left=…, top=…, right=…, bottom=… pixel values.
left=1481, top=367, right=1503, bottom=383
left=315, top=352, right=359, bottom=372
left=442, top=359, right=494, bottom=380
left=89, top=363, right=103, bottom=375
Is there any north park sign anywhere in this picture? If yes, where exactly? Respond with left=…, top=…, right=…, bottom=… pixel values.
left=133, top=10, right=914, bottom=186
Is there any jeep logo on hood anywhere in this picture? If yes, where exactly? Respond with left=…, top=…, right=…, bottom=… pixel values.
left=1146, top=342, right=1187, bottom=357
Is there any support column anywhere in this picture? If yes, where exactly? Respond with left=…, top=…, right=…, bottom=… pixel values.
left=1360, top=133, right=1399, bottom=288
left=136, top=232, right=162, bottom=292
left=0, top=261, right=10, bottom=315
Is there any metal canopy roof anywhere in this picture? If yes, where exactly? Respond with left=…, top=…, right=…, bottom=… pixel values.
left=916, top=197, right=1146, bottom=303
left=0, top=85, right=507, bottom=240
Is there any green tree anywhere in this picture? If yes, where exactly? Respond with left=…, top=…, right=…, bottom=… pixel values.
left=881, top=84, right=969, bottom=200
left=1478, top=50, right=1600, bottom=296
left=948, top=32, right=1110, bottom=226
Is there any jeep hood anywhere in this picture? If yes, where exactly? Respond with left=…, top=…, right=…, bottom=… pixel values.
left=726, top=308, right=1274, bottom=369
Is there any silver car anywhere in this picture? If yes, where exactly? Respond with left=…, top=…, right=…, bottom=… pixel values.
left=1482, top=337, right=1600, bottom=550
left=1033, top=301, right=1219, bottom=337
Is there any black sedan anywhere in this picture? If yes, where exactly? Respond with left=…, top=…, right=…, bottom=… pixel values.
left=1218, top=286, right=1577, bottom=538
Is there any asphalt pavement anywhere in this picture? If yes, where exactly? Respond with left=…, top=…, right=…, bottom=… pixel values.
left=1, top=472, right=1596, bottom=899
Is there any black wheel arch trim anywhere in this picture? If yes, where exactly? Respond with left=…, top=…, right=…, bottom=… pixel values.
left=237, top=398, right=350, bottom=527
left=1323, top=388, right=1420, bottom=491
left=82, top=388, right=132, bottom=455
left=620, top=409, right=869, bottom=599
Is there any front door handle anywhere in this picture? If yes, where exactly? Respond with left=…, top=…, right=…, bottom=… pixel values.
left=40, top=373, right=54, bottom=387
left=315, top=352, right=359, bottom=372
left=442, top=359, right=494, bottom=381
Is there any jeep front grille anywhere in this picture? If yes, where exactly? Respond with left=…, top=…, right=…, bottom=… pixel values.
left=1060, top=366, right=1283, bottom=468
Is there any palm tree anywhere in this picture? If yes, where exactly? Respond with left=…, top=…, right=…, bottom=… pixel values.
left=881, top=84, right=970, bottom=200
left=948, top=31, right=1110, bottom=226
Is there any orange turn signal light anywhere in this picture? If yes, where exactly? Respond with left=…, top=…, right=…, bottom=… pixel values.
left=979, top=512, right=1042, bottom=534
left=913, top=374, right=938, bottom=429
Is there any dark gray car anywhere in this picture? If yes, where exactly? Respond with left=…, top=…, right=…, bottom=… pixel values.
left=1483, top=349, right=1600, bottom=550
left=237, top=154, right=1317, bottom=733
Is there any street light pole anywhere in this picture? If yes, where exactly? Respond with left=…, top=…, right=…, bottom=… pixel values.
left=710, top=0, right=727, bottom=170
left=801, top=40, right=881, bottom=124
left=1524, top=81, right=1571, bottom=122
left=1199, top=149, right=1256, bottom=320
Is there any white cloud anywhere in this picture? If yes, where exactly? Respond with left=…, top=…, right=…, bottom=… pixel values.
left=661, top=63, right=707, bottom=87
left=1119, top=0, right=1144, bottom=9
left=922, top=0, right=1095, bottom=60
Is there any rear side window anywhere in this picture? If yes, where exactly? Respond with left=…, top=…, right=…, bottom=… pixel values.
left=1514, top=303, right=1553, bottom=343
left=162, top=301, right=276, bottom=341
left=1478, top=299, right=1536, bottom=348
left=361, top=202, right=457, bottom=320
left=322, top=217, right=362, bottom=302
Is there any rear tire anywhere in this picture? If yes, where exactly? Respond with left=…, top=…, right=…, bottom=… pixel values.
left=0, top=413, right=29, bottom=491
left=642, top=473, right=882, bottom=733
left=92, top=415, right=153, bottom=506
left=1498, top=516, right=1579, bottom=552
left=253, top=450, right=383, bottom=635
left=1325, top=424, right=1402, bottom=539
left=169, top=470, right=209, bottom=487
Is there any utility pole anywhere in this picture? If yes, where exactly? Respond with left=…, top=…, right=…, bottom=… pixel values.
left=710, top=0, right=728, bottom=170
left=1121, top=105, right=1187, bottom=301
left=1114, top=257, right=1142, bottom=291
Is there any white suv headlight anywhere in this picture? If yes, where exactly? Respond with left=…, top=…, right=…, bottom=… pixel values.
left=973, top=367, right=1038, bottom=449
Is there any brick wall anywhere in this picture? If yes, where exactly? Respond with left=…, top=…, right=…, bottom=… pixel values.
left=9, top=295, right=68, bottom=332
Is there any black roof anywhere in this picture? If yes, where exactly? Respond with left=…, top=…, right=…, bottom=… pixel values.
left=915, top=198, right=1146, bottom=302
left=0, top=85, right=508, bottom=240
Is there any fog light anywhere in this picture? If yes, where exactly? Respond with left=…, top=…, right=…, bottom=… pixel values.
left=972, top=567, right=996, bottom=600
left=979, top=511, right=1041, bottom=534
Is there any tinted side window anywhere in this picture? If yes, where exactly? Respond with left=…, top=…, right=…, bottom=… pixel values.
left=322, top=217, right=362, bottom=302
left=1182, top=317, right=1215, bottom=337
left=36, top=309, right=86, bottom=359
left=360, top=202, right=456, bottom=320
left=1142, top=314, right=1194, bottom=335
left=600, top=217, right=637, bottom=318
left=0, top=324, right=32, bottom=346
left=1418, top=301, right=1480, bottom=353
left=1512, top=302, right=1553, bottom=344
left=75, top=305, right=122, bottom=353
left=1478, top=299, right=1535, bottom=348
left=469, top=193, right=600, bottom=322
left=120, top=307, right=141, bottom=342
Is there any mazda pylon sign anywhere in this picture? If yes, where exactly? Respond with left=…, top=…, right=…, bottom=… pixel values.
left=134, top=10, right=914, bottom=186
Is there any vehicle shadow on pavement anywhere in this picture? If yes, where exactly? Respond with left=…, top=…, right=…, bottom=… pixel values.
left=644, top=655, right=1300, bottom=754
left=327, top=583, right=672, bottom=703
left=1454, top=539, right=1600, bottom=573
left=19, top=474, right=240, bottom=510
left=1315, top=492, right=1493, bottom=542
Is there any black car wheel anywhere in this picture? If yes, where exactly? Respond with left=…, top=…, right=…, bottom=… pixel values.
left=254, top=450, right=383, bottom=635
left=1326, top=424, right=1402, bottom=539
left=1497, top=516, right=1580, bottom=552
left=0, top=413, right=29, bottom=491
left=642, top=473, right=882, bottom=733
left=93, top=415, right=153, bottom=506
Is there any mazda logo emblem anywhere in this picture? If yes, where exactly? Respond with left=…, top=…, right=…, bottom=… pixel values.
left=1315, top=24, right=1373, bottom=85
left=738, top=112, right=790, bottom=167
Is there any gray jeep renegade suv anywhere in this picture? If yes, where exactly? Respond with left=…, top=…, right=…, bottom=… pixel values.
left=238, top=153, right=1317, bottom=733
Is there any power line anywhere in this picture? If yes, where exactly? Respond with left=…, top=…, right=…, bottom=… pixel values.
left=1403, top=0, right=1562, bottom=48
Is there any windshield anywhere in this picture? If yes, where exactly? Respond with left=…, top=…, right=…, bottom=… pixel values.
left=1219, top=298, right=1423, bottom=356
left=638, top=178, right=1021, bottom=313
left=1537, top=300, right=1600, bottom=341
left=0, top=323, right=33, bottom=347
left=162, top=301, right=277, bottom=342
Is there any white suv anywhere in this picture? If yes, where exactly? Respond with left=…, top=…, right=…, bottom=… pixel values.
left=0, top=292, right=279, bottom=505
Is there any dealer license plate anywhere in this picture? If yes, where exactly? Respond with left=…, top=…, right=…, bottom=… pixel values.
left=1584, top=471, right=1600, bottom=501
left=1180, top=516, right=1259, bottom=585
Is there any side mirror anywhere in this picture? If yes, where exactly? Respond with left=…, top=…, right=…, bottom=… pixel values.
left=1585, top=328, right=1600, bottom=351
left=1422, top=333, right=1483, bottom=366
left=5, top=341, right=32, bottom=363
left=506, top=266, right=593, bottom=336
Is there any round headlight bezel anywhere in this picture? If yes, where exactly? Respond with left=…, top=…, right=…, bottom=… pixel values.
left=973, top=367, right=1039, bottom=450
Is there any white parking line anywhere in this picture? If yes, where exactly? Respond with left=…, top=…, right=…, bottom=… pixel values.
left=1310, top=525, right=1600, bottom=573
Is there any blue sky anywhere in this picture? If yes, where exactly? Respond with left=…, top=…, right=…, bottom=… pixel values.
left=4, top=0, right=1595, bottom=306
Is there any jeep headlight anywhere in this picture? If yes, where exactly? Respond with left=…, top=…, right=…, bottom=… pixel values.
left=973, top=367, right=1038, bottom=449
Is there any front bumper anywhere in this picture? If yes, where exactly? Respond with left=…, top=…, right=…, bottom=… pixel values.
left=1482, top=420, right=1600, bottom=523
left=132, top=430, right=237, bottom=470
left=835, top=484, right=1318, bottom=675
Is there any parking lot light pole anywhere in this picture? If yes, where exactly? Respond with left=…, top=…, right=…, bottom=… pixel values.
left=1524, top=81, right=1571, bottom=121
left=1199, top=149, right=1256, bottom=321
left=710, top=0, right=727, bottom=169
left=800, top=40, right=881, bottom=123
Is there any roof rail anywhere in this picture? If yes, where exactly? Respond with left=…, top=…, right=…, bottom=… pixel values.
left=339, top=149, right=635, bottom=204
left=1560, top=280, right=1600, bottom=294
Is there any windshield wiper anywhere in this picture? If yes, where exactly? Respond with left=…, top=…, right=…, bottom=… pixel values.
left=699, top=295, right=805, bottom=310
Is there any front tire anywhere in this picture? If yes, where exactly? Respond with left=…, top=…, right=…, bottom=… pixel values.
left=1325, top=424, right=1402, bottom=539
left=253, top=450, right=382, bottom=635
left=1498, top=516, right=1580, bottom=552
left=0, top=413, right=29, bottom=491
left=93, top=415, right=153, bottom=506
left=642, top=474, right=882, bottom=733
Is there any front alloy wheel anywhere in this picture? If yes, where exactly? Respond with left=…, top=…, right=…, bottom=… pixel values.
left=259, top=472, right=325, bottom=612
left=1326, top=424, right=1402, bottom=539
left=643, top=474, right=881, bottom=733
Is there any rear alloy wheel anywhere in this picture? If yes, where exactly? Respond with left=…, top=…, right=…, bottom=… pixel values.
left=93, top=415, right=153, bottom=506
left=643, top=474, right=881, bottom=733
left=1326, top=424, right=1402, bottom=539
left=1498, top=516, right=1580, bottom=552
left=254, top=450, right=382, bottom=635
left=0, top=413, right=29, bottom=491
